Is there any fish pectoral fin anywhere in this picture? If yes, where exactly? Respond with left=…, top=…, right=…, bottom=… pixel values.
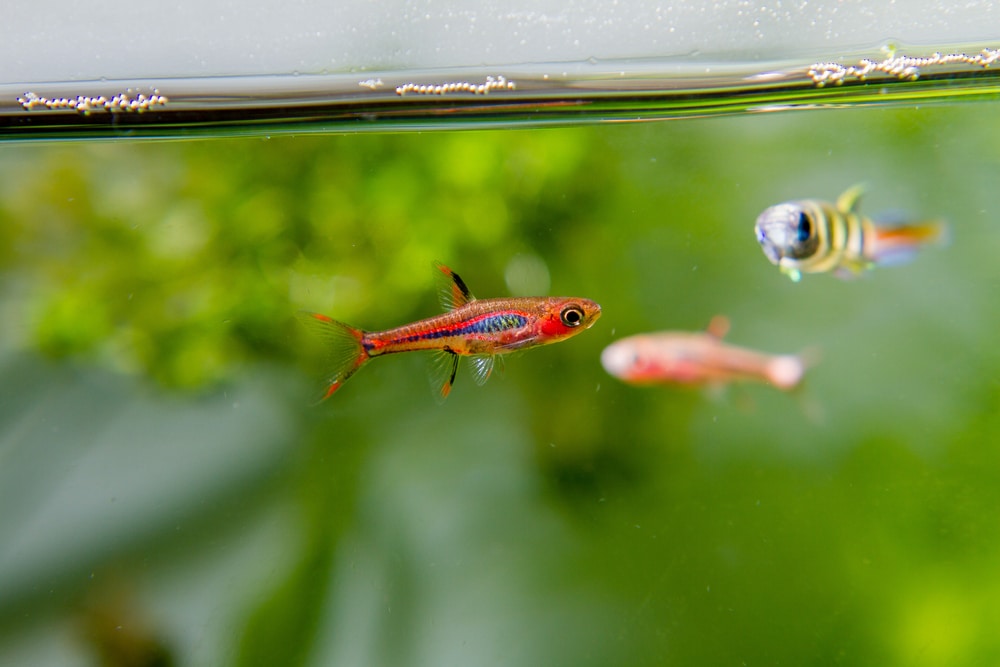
left=429, top=349, right=460, bottom=402
left=703, top=382, right=729, bottom=403
left=836, top=183, right=866, bottom=214
left=779, top=264, right=803, bottom=282
left=470, top=354, right=502, bottom=386
left=434, top=262, right=476, bottom=312
left=833, top=259, right=871, bottom=279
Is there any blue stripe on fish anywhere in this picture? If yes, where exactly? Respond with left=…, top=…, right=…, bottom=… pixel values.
left=399, top=313, right=529, bottom=343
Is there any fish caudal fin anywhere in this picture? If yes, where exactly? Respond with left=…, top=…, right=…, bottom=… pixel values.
left=297, top=311, right=369, bottom=400
left=871, top=220, right=948, bottom=267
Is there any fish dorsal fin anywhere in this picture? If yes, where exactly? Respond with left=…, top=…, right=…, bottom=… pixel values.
left=706, top=315, right=730, bottom=339
left=836, top=184, right=866, bottom=214
left=435, top=262, right=476, bottom=312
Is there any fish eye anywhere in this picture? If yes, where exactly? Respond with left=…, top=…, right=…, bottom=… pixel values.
left=796, top=211, right=813, bottom=242
left=560, top=305, right=585, bottom=327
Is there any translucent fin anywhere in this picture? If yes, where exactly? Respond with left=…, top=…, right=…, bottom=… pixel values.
left=871, top=220, right=948, bottom=266
left=434, top=262, right=475, bottom=312
left=297, top=311, right=368, bottom=401
left=832, top=259, right=872, bottom=279
left=429, top=349, right=460, bottom=402
left=704, top=382, right=729, bottom=403
left=836, top=184, right=866, bottom=214
left=872, top=248, right=919, bottom=267
left=469, top=355, right=500, bottom=386
left=779, top=264, right=803, bottom=282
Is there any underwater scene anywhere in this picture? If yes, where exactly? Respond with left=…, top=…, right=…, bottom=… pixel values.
left=1, top=96, right=999, bottom=665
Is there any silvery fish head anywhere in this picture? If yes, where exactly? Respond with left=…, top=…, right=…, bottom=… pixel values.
left=754, top=202, right=818, bottom=265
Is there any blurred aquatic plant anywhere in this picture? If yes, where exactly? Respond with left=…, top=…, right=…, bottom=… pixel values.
left=3, top=98, right=1000, bottom=667
left=0, top=130, right=619, bottom=390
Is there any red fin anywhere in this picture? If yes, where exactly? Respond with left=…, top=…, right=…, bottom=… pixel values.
left=430, top=350, right=460, bottom=403
left=321, top=380, right=343, bottom=401
left=297, top=311, right=369, bottom=401
left=872, top=220, right=947, bottom=266
left=706, top=315, right=730, bottom=339
left=434, top=262, right=475, bottom=311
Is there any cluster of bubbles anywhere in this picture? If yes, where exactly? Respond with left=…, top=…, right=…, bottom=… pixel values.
left=17, top=89, right=168, bottom=115
left=395, top=75, right=515, bottom=96
left=808, top=46, right=999, bottom=86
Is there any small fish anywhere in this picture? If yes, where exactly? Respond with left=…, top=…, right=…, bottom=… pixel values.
left=754, top=184, right=946, bottom=281
left=601, top=316, right=810, bottom=390
left=300, top=263, right=601, bottom=400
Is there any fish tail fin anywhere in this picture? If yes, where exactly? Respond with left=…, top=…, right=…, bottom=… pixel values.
left=297, top=311, right=369, bottom=401
left=871, top=219, right=948, bottom=266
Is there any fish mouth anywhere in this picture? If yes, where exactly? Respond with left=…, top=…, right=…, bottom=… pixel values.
left=756, top=229, right=784, bottom=265
left=589, top=302, right=603, bottom=323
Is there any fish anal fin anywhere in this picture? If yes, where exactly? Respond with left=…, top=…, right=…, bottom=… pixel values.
left=429, top=349, right=460, bottom=402
left=703, top=382, right=729, bottom=403
left=833, top=259, right=872, bottom=279
left=836, top=183, right=866, bottom=214
left=435, top=262, right=475, bottom=312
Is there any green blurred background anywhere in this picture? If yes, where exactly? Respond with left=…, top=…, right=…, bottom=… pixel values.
left=1, top=102, right=999, bottom=666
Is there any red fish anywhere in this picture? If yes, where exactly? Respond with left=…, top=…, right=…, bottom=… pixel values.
left=300, top=263, right=602, bottom=400
left=601, top=316, right=811, bottom=390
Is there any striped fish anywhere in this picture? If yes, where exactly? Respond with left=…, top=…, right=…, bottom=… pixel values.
left=299, top=263, right=601, bottom=400
left=754, top=185, right=946, bottom=281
